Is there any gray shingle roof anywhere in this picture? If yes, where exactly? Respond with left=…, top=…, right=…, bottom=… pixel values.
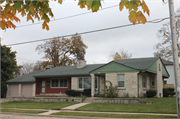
left=113, top=57, right=159, bottom=70
left=34, top=64, right=104, bottom=78
left=6, top=57, right=162, bottom=83
left=6, top=71, right=44, bottom=84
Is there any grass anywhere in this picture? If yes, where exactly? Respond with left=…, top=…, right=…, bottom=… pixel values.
left=76, top=97, right=177, bottom=114
left=51, top=112, right=177, bottom=118
left=1, top=101, right=76, bottom=110
left=1, top=109, right=47, bottom=114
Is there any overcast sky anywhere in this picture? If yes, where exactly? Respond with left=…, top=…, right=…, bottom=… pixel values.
left=1, top=0, right=180, bottom=66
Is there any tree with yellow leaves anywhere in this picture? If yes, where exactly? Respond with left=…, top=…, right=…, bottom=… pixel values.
left=0, top=0, right=150, bottom=31
left=36, top=33, right=87, bottom=67
left=110, top=48, right=132, bottom=60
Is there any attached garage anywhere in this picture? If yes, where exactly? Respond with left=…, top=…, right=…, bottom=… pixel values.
left=7, top=84, right=19, bottom=97
left=6, top=71, right=43, bottom=97
left=22, top=84, right=33, bottom=97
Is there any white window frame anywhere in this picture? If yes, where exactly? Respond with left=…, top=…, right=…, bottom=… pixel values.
left=118, top=74, right=125, bottom=87
left=51, top=78, right=68, bottom=88
left=78, top=77, right=91, bottom=89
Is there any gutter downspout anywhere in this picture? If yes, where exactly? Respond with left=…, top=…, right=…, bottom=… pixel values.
left=138, top=71, right=141, bottom=98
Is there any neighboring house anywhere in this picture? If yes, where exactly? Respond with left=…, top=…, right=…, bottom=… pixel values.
left=6, top=57, right=169, bottom=98
left=163, top=60, right=175, bottom=88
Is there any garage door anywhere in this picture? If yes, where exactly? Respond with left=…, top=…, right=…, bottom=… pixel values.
left=22, top=84, right=33, bottom=97
left=8, top=84, right=19, bottom=97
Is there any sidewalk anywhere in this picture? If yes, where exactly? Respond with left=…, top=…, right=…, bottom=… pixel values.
left=1, top=107, right=177, bottom=116
left=61, top=103, right=90, bottom=111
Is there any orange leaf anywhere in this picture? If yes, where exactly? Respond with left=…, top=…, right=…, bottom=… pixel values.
left=1, top=21, right=6, bottom=30
left=58, top=0, right=63, bottom=4
left=119, top=0, right=128, bottom=11
left=128, top=11, right=136, bottom=25
left=142, top=0, right=149, bottom=16
left=136, top=11, right=147, bottom=24
left=27, top=14, right=34, bottom=23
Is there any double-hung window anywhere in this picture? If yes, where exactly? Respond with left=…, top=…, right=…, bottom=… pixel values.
left=142, top=75, right=147, bottom=88
left=78, top=77, right=91, bottom=89
left=51, top=79, right=68, bottom=88
left=118, top=75, right=125, bottom=87
left=150, top=76, right=155, bottom=87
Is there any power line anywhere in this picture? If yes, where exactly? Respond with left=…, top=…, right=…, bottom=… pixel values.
left=6, top=16, right=172, bottom=46
left=17, top=57, right=37, bottom=62
left=16, top=4, right=119, bottom=28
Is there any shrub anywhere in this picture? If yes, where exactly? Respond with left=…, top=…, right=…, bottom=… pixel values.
left=146, top=90, right=157, bottom=98
left=167, top=88, right=174, bottom=92
left=103, top=80, right=119, bottom=98
left=82, top=89, right=91, bottom=97
left=163, top=88, right=169, bottom=97
left=66, top=90, right=81, bottom=97
left=163, top=88, right=175, bottom=97
left=123, top=93, right=129, bottom=98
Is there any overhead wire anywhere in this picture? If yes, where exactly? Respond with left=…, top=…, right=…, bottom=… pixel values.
left=6, top=16, right=180, bottom=46
left=16, top=4, right=119, bottom=28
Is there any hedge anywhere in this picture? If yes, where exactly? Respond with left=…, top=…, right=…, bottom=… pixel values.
left=146, top=90, right=157, bottom=98
left=65, top=90, right=82, bottom=97
left=82, top=89, right=91, bottom=97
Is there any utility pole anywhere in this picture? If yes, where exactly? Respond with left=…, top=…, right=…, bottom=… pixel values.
left=168, top=0, right=180, bottom=117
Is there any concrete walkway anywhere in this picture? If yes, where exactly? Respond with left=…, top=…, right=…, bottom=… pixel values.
left=38, top=110, right=60, bottom=115
left=0, top=98, right=6, bottom=103
left=61, top=103, right=90, bottom=111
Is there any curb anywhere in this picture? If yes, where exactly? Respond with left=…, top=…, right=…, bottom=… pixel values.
left=1, top=112, right=115, bottom=119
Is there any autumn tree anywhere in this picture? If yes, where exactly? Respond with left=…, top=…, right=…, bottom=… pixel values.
left=0, top=0, right=150, bottom=30
left=1, top=45, right=20, bottom=97
left=36, top=33, right=87, bottom=67
left=17, top=62, right=34, bottom=76
left=110, top=48, right=132, bottom=60
left=33, top=60, right=53, bottom=71
left=154, top=8, right=180, bottom=61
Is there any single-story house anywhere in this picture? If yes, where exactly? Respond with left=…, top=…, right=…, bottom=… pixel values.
left=6, top=57, right=169, bottom=98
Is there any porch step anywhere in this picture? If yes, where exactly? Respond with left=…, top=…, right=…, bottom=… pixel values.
left=83, top=97, right=97, bottom=103
left=61, top=103, right=89, bottom=111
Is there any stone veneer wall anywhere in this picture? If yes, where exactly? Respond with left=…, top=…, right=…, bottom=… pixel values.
left=93, top=98, right=152, bottom=104
left=7, top=97, right=82, bottom=103
left=105, top=72, right=138, bottom=97
left=71, top=77, right=78, bottom=90
left=157, top=59, right=163, bottom=97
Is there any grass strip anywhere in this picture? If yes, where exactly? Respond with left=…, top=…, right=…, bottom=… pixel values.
left=1, top=101, right=76, bottom=110
left=76, top=97, right=177, bottom=114
left=51, top=112, right=177, bottom=118
left=1, top=109, right=47, bottom=114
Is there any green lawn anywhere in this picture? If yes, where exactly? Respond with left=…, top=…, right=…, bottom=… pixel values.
left=1, top=109, right=47, bottom=114
left=1, top=101, right=76, bottom=110
left=76, top=97, right=177, bottom=114
left=51, top=112, right=177, bottom=118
